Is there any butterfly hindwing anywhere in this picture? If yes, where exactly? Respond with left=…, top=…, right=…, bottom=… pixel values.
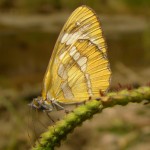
left=42, top=5, right=111, bottom=103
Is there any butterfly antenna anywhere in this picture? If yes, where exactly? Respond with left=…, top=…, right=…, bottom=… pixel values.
left=26, top=106, right=33, bottom=146
left=46, top=112, right=55, bottom=123
left=35, top=108, right=47, bottom=129
left=31, top=108, right=40, bottom=145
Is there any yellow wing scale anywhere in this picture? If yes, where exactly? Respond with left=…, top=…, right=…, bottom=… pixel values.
left=42, top=5, right=111, bottom=104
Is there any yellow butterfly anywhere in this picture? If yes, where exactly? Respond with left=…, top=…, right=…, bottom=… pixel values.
left=30, top=5, right=111, bottom=111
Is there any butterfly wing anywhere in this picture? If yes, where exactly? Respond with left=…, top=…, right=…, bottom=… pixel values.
left=42, top=5, right=111, bottom=103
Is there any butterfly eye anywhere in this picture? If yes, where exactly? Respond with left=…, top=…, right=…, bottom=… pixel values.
left=34, top=99, right=40, bottom=106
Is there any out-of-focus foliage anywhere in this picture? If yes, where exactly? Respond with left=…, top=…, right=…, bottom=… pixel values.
left=124, top=0, right=150, bottom=7
left=0, top=0, right=149, bottom=15
left=0, top=0, right=150, bottom=150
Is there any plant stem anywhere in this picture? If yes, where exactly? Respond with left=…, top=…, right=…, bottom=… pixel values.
left=32, top=86, right=150, bottom=150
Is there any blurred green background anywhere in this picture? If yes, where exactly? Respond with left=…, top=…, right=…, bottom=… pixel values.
left=0, top=0, right=150, bottom=150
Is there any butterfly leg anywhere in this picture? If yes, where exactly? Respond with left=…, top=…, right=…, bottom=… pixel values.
left=51, top=100, right=72, bottom=113
left=51, top=100, right=64, bottom=110
left=46, top=112, right=55, bottom=123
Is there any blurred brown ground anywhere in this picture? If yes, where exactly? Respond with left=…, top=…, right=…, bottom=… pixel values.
left=0, top=1, right=150, bottom=150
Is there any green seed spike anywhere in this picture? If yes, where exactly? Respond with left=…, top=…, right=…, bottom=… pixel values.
left=32, top=86, right=150, bottom=150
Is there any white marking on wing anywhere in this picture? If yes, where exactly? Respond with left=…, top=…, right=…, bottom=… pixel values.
left=61, top=33, right=69, bottom=43
left=89, top=38, right=102, bottom=50
left=88, top=88, right=92, bottom=96
left=90, top=38, right=99, bottom=46
left=61, top=81, right=74, bottom=99
left=66, top=32, right=80, bottom=45
left=58, top=64, right=67, bottom=80
left=77, top=57, right=87, bottom=67
left=73, top=52, right=80, bottom=60
left=70, top=46, right=77, bottom=56
left=80, top=33, right=89, bottom=39
left=59, top=51, right=67, bottom=60
left=81, top=64, right=87, bottom=72
left=61, top=24, right=90, bottom=45
left=79, top=24, right=90, bottom=32
left=70, top=47, right=87, bottom=72
left=85, top=73, right=93, bottom=96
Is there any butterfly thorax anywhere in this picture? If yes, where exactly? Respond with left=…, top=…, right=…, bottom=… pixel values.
left=30, top=97, right=53, bottom=111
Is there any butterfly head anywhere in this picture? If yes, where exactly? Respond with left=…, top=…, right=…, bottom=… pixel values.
left=29, top=97, right=53, bottom=112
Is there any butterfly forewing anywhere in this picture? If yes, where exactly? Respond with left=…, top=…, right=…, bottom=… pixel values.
left=42, top=5, right=111, bottom=104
